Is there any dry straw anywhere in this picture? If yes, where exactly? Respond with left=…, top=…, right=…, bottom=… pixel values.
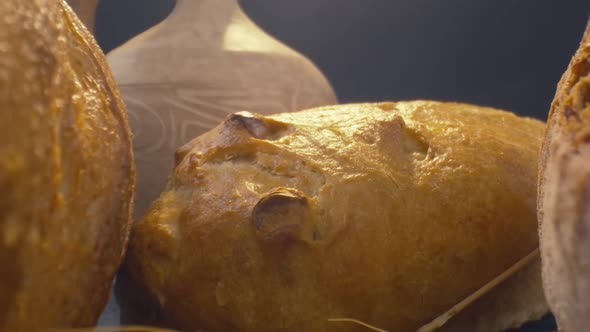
left=328, top=248, right=540, bottom=332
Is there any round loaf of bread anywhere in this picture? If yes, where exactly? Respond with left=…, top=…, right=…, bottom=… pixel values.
left=0, top=0, right=135, bottom=330
left=538, top=23, right=590, bottom=332
left=127, top=101, right=544, bottom=331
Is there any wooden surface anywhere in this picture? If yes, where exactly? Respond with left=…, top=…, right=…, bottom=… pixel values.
left=107, top=0, right=337, bottom=220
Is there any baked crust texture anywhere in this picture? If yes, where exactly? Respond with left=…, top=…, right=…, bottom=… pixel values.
left=0, top=1, right=135, bottom=330
left=128, top=101, right=544, bottom=331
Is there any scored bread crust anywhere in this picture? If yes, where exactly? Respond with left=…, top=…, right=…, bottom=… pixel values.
left=538, top=22, right=590, bottom=332
left=127, top=101, right=545, bottom=332
left=0, top=0, right=135, bottom=330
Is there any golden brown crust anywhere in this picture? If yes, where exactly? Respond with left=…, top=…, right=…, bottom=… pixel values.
left=0, top=0, right=135, bottom=330
left=538, top=21, right=590, bottom=332
left=127, top=101, right=545, bottom=332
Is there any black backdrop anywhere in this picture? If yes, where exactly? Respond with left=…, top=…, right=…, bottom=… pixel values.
left=96, top=0, right=590, bottom=120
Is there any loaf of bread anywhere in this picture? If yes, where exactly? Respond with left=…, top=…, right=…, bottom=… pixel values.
left=0, top=0, right=135, bottom=330
left=538, top=23, right=590, bottom=332
left=126, top=101, right=545, bottom=332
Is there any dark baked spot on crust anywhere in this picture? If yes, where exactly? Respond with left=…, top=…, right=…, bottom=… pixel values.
left=570, top=55, right=590, bottom=89
left=565, top=106, right=582, bottom=123
left=228, top=112, right=291, bottom=140
left=252, top=188, right=310, bottom=243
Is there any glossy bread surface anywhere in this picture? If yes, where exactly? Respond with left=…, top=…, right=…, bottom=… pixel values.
left=128, top=101, right=544, bottom=331
left=0, top=1, right=134, bottom=330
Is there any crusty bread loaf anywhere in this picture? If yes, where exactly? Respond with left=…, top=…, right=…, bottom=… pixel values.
left=0, top=1, right=135, bottom=330
left=538, top=22, right=590, bottom=332
left=126, top=101, right=545, bottom=332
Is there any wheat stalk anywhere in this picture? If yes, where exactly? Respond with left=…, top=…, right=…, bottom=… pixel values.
left=328, top=247, right=540, bottom=332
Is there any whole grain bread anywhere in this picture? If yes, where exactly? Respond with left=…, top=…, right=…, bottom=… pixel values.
left=538, top=22, right=590, bottom=332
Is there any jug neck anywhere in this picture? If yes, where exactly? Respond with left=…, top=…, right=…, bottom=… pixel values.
left=169, top=0, right=240, bottom=29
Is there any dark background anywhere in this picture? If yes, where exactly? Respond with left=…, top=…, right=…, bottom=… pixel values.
left=96, top=0, right=590, bottom=121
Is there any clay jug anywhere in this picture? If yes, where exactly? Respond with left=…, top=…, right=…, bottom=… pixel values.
left=107, top=0, right=337, bottom=219
left=65, top=0, right=99, bottom=33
